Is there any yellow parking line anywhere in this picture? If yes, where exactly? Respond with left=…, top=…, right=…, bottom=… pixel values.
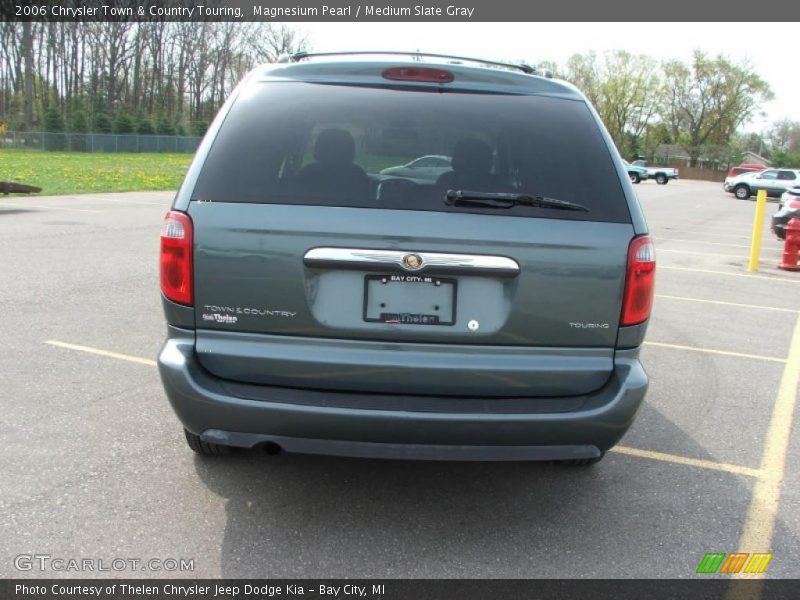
left=660, top=265, right=800, bottom=283
left=45, top=340, right=156, bottom=366
left=654, top=237, right=782, bottom=251
left=643, top=341, right=786, bottom=363
left=659, top=248, right=755, bottom=259
left=611, top=446, right=760, bottom=478
left=0, top=202, right=102, bottom=214
left=655, top=294, right=798, bottom=314
left=653, top=230, right=750, bottom=240
left=47, top=338, right=770, bottom=480
left=732, top=314, right=800, bottom=579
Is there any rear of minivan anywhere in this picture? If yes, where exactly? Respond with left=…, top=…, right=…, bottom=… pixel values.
left=158, top=57, right=652, bottom=463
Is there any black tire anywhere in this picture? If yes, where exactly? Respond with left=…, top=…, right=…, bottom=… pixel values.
left=629, top=173, right=641, bottom=184
left=734, top=184, right=751, bottom=200
left=559, top=453, right=605, bottom=466
left=655, top=173, right=668, bottom=185
left=184, top=429, right=233, bottom=456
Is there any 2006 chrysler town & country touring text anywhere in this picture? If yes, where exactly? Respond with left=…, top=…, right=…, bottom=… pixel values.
left=157, top=52, right=654, bottom=464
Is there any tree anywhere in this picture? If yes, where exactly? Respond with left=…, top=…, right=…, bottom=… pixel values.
left=136, top=116, right=155, bottom=135
left=93, top=112, right=112, bottom=133
left=43, top=106, right=65, bottom=150
left=768, top=119, right=800, bottom=154
left=113, top=113, right=135, bottom=134
left=0, top=23, right=310, bottom=133
left=563, top=51, right=662, bottom=158
left=661, top=51, right=773, bottom=166
left=157, top=115, right=176, bottom=135
left=69, top=109, right=89, bottom=150
left=22, top=21, right=34, bottom=129
left=564, top=52, right=601, bottom=107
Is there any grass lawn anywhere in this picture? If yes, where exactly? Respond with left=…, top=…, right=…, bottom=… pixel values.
left=0, top=150, right=192, bottom=196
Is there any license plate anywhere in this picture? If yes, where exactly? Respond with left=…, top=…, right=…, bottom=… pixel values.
left=363, top=275, right=457, bottom=326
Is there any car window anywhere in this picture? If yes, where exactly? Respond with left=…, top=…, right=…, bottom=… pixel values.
left=778, top=170, right=797, bottom=180
left=413, top=157, right=437, bottom=168
left=193, top=82, right=630, bottom=223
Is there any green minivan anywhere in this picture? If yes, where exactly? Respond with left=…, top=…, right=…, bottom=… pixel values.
left=158, top=52, right=654, bottom=464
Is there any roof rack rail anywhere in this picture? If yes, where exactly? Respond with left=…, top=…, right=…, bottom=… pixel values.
left=282, top=51, right=537, bottom=75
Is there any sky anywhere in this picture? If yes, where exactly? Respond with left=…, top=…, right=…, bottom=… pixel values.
left=297, top=22, right=797, bottom=133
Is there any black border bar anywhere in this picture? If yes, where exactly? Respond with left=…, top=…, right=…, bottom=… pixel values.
left=3, top=0, right=800, bottom=22
left=3, top=579, right=800, bottom=600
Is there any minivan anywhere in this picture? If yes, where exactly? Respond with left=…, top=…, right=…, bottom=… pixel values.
left=158, top=52, right=653, bottom=464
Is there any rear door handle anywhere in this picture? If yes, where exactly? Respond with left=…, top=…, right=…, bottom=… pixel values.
left=303, top=247, right=520, bottom=278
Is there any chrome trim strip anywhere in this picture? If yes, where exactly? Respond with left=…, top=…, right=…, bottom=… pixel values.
left=304, top=247, right=520, bottom=277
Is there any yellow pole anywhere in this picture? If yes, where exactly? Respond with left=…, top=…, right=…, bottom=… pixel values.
left=748, top=189, right=768, bottom=272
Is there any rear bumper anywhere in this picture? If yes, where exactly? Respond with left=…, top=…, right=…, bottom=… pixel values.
left=158, top=327, right=649, bottom=461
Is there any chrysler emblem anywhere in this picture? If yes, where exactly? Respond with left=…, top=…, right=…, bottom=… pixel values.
left=402, top=253, right=423, bottom=270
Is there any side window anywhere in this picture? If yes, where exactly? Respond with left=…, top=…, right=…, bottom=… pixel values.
left=413, top=158, right=435, bottom=167
left=778, top=170, right=797, bottom=181
left=760, top=170, right=778, bottom=180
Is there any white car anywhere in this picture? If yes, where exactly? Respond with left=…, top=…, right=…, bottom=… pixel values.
left=379, top=155, right=452, bottom=184
left=779, top=185, right=800, bottom=208
left=723, top=170, right=761, bottom=193
left=727, top=168, right=800, bottom=200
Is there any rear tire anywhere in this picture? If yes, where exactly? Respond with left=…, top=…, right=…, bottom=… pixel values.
left=655, top=173, right=668, bottom=185
left=629, top=173, right=641, bottom=184
left=184, top=429, right=233, bottom=456
left=734, top=184, right=751, bottom=200
left=559, top=453, right=605, bottom=466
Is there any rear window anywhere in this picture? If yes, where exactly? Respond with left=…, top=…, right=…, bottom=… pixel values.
left=192, top=82, right=630, bottom=223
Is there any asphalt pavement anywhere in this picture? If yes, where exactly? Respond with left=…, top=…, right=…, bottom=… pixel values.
left=0, top=180, right=798, bottom=579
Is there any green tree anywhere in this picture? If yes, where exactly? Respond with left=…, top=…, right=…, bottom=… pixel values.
left=69, top=110, right=89, bottom=133
left=69, top=110, right=89, bottom=151
left=43, top=107, right=65, bottom=150
left=137, top=117, right=155, bottom=135
left=563, top=51, right=662, bottom=157
left=113, top=113, right=135, bottom=134
left=157, top=115, right=176, bottom=136
left=93, top=112, right=112, bottom=133
left=768, top=119, right=800, bottom=154
left=661, top=51, right=773, bottom=166
left=192, top=120, right=209, bottom=137
left=564, top=52, right=601, bottom=107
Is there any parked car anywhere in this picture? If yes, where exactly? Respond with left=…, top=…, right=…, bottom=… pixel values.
left=158, top=51, right=653, bottom=465
left=380, top=155, right=452, bottom=183
left=779, top=185, right=800, bottom=209
left=632, top=160, right=679, bottom=184
left=723, top=164, right=767, bottom=192
left=727, top=168, right=800, bottom=200
left=771, top=197, right=800, bottom=240
left=622, top=160, right=648, bottom=184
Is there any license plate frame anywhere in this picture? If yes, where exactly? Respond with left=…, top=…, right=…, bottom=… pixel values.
left=363, top=274, right=457, bottom=326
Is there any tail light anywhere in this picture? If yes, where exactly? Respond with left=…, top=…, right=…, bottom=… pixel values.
left=160, top=211, right=193, bottom=305
left=789, top=200, right=800, bottom=209
left=382, top=67, right=454, bottom=83
left=621, top=235, right=655, bottom=326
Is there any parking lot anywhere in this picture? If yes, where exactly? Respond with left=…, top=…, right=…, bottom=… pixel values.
left=1, top=179, right=798, bottom=579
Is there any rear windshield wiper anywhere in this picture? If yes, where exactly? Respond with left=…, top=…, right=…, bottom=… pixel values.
left=445, top=190, right=590, bottom=213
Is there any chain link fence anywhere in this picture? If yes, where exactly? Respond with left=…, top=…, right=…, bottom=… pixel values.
left=0, top=131, right=202, bottom=153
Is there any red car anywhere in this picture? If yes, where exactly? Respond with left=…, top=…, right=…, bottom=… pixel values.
left=727, top=163, right=767, bottom=178
left=723, top=164, right=767, bottom=192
